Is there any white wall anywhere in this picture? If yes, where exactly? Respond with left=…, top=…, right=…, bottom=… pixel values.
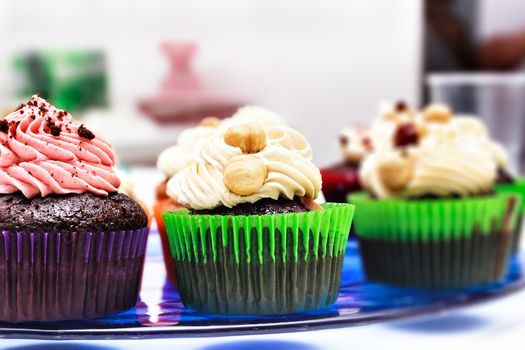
left=0, top=0, right=422, bottom=166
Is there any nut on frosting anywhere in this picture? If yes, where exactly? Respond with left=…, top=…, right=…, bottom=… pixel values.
left=223, top=155, right=267, bottom=195
left=167, top=117, right=321, bottom=210
left=157, top=106, right=286, bottom=179
left=360, top=103, right=507, bottom=198
left=224, top=122, right=267, bottom=154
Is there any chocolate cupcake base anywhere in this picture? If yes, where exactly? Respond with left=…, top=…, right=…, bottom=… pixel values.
left=174, top=229, right=344, bottom=314
left=163, top=203, right=354, bottom=315
left=0, top=228, right=149, bottom=322
left=359, top=231, right=512, bottom=289
left=349, top=192, right=520, bottom=289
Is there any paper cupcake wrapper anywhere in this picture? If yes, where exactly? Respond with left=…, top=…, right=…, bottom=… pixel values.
left=510, top=216, right=524, bottom=255
left=348, top=193, right=520, bottom=242
left=495, top=179, right=525, bottom=254
left=358, top=233, right=512, bottom=288
left=153, top=201, right=177, bottom=284
left=495, top=177, right=525, bottom=213
left=348, top=193, right=519, bottom=288
left=163, top=203, right=354, bottom=315
left=0, top=228, right=149, bottom=322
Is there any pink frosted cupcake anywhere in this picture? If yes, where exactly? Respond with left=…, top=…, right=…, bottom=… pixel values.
left=0, top=95, right=149, bottom=322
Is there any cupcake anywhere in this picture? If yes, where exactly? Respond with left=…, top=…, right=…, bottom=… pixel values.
left=154, top=106, right=286, bottom=283
left=162, top=116, right=354, bottom=315
left=155, top=117, right=218, bottom=282
left=350, top=103, right=520, bottom=289
left=320, top=127, right=370, bottom=202
left=320, top=102, right=414, bottom=203
left=0, top=95, right=149, bottom=322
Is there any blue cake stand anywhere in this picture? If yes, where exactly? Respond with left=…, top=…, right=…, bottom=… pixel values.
left=0, top=232, right=523, bottom=340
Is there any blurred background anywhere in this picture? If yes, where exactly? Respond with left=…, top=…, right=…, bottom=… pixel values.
left=1, top=0, right=525, bottom=172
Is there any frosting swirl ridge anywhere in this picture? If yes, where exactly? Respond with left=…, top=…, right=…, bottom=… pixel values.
left=0, top=95, right=120, bottom=198
left=167, top=124, right=321, bottom=210
left=359, top=103, right=503, bottom=199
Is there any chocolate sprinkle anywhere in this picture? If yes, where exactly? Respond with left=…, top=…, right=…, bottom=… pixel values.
left=50, top=125, right=61, bottom=137
left=77, top=124, right=95, bottom=140
left=0, top=120, right=8, bottom=133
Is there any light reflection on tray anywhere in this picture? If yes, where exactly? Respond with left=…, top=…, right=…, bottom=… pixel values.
left=0, top=231, right=523, bottom=340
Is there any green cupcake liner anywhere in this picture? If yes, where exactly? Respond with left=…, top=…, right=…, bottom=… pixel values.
left=495, top=177, right=525, bottom=213
left=348, top=192, right=520, bottom=288
left=162, top=203, right=354, bottom=315
left=358, top=233, right=510, bottom=288
left=348, top=193, right=520, bottom=242
left=495, top=178, right=525, bottom=254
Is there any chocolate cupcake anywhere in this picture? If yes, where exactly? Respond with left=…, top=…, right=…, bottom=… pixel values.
left=321, top=102, right=415, bottom=203
left=154, top=107, right=287, bottom=283
left=320, top=128, right=370, bottom=202
left=350, top=103, right=520, bottom=289
left=155, top=117, right=219, bottom=283
left=162, top=116, right=354, bottom=315
left=0, top=95, right=149, bottom=322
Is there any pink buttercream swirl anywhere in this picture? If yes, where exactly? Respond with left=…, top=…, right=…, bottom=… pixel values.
left=0, top=95, right=120, bottom=198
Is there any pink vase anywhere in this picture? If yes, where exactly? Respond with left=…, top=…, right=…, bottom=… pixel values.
left=139, top=41, right=242, bottom=124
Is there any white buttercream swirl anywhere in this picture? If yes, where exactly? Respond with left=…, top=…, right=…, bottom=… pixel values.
left=157, top=106, right=286, bottom=178
left=157, top=125, right=216, bottom=177
left=167, top=124, right=321, bottom=210
left=360, top=107, right=505, bottom=199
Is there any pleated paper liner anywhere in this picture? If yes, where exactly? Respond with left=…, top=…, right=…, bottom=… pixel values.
left=349, top=193, right=520, bottom=289
left=495, top=177, right=525, bottom=254
left=153, top=198, right=182, bottom=284
left=163, top=203, right=355, bottom=315
left=0, top=228, right=149, bottom=323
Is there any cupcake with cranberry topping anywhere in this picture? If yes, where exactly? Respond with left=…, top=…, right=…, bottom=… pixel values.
left=350, top=103, right=520, bottom=289
left=320, top=127, right=370, bottom=203
left=320, top=101, right=415, bottom=203
left=162, top=116, right=354, bottom=315
left=0, top=95, right=149, bottom=322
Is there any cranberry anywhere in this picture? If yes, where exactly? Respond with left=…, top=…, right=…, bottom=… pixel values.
left=393, top=122, right=419, bottom=147
left=395, top=100, right=408, bottom=112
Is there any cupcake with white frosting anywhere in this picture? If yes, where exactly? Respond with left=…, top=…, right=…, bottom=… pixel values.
left=154, top=107, right=287, bottom=283
left=162, top=112, right=354, bottom=315
left=350, top=103, right=521, bottom=289
left=320, top=101, right=415, bottom=204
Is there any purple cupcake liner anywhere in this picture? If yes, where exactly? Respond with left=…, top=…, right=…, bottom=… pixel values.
left=0, top=228, right=149, bottom=323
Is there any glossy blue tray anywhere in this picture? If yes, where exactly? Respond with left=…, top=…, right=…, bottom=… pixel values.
left=0, top=230, right=523, bottom=340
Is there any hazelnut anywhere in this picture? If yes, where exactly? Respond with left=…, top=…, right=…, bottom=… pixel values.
left=423, top=104, right=452, bottom=123
left=200, top=116, right=221, bottom=127
left=416, top=123, right=428, bottom=139
left=383, top=112, right=401, bottom=122
left=378, top=154, right=413, bottom=191
left=223, top=155, right=267, bottom=196
left=224, top=122, right=267, bottom=153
